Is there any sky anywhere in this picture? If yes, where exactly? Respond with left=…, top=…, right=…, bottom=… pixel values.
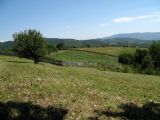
left=0, top=0, right=160, bottom=41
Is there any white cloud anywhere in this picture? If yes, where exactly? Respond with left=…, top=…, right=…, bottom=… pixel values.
left=113, top=17, right=132, bottom=23
left=112, top=12, right=160, bottom=23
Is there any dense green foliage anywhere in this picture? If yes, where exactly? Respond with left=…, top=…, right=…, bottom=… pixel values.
left=150, top=41, right=160, bottom=69
left=56, top=42, right=65, bottom=50
left=119, top=41, right=160, bottom=75
left=118, top=54, right=134, bottom=64
left=134, top=49, right=154, bottom=72
left=13, top=29, right=47, bottom=63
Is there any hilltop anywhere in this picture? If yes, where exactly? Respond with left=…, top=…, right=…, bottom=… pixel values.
left=104, top=32, right=160, bottom=40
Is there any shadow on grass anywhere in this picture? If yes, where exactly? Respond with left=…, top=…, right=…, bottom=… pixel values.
left=6, top=60, right=32, bottom=63
left=0, top=101, right=68, bottom=120
left=89, top=102, right=160, bottom=120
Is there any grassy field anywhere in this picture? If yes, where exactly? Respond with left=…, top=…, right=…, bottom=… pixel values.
left=49, top=50, right=118, bottom=66
left=0, top=55, right=160, bottom=120
left=76, top=47, right=137, bottom=56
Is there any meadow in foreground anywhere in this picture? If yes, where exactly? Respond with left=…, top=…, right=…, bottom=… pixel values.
left=0, top=55, right=160, bottom=119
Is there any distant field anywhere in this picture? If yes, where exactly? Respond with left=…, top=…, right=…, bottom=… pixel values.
left=0, top=55, right=160, bottom=119
left=75, top=47, right=137, bottom=56
left=49, top=50, right=118, bottom=66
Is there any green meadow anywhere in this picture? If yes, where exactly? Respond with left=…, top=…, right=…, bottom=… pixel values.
left=76, top=47, right=137, bottom=56
left=49, top=50, right=118, bottom=66
left=0, top=55, right=160, bottom=119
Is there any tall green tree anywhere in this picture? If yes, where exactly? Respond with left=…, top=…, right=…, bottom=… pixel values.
left=149, top=41, right=160, bottom=69
left=134, top=49, right=154, bottom=72
left=13, top=29, right=47, bottom=63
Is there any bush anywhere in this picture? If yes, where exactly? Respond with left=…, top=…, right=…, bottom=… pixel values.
left=118, top=54, right=134, bottom=65
left=56, top=42, right=65, bottom=50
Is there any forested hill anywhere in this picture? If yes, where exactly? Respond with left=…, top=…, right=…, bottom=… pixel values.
left=1, top=32, right=160, bottom=50
left=0, top=41, right=13, bottom=50
left=0, top=38, right=106, bottom=50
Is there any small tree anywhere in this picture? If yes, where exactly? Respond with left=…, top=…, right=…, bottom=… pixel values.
left=56, top=42, right=65, bottom=50
left=13, top=29, right=47, bottom=63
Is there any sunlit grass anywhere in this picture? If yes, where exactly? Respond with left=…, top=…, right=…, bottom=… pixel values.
left=0, top=55, right=160, bottom=119
left=76, top=47, right=137, bottom=56
left=49, top=50, right=118, bottom=66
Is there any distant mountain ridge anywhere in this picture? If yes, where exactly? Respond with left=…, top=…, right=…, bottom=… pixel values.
left=1, top=32, right=160, bottom=50
left=104, top=32, right=160, bottom=40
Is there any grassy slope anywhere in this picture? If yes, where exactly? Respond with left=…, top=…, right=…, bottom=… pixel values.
left=76, top=47, right=137, bottom=56
left=0, top=55, right=160, bottom=119
left=49, top=50, right=118, bottom=66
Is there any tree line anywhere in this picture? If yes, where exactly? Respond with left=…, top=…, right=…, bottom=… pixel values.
left=119, top=42, right=160, bottom=75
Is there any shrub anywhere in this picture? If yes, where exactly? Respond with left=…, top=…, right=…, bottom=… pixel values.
left=118, top=54, right=134, bottom=65
left=56, top=42, right=65, bottom=50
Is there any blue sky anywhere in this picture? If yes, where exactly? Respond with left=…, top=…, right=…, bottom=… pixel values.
left=0, top=0, right=160, bottom=41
